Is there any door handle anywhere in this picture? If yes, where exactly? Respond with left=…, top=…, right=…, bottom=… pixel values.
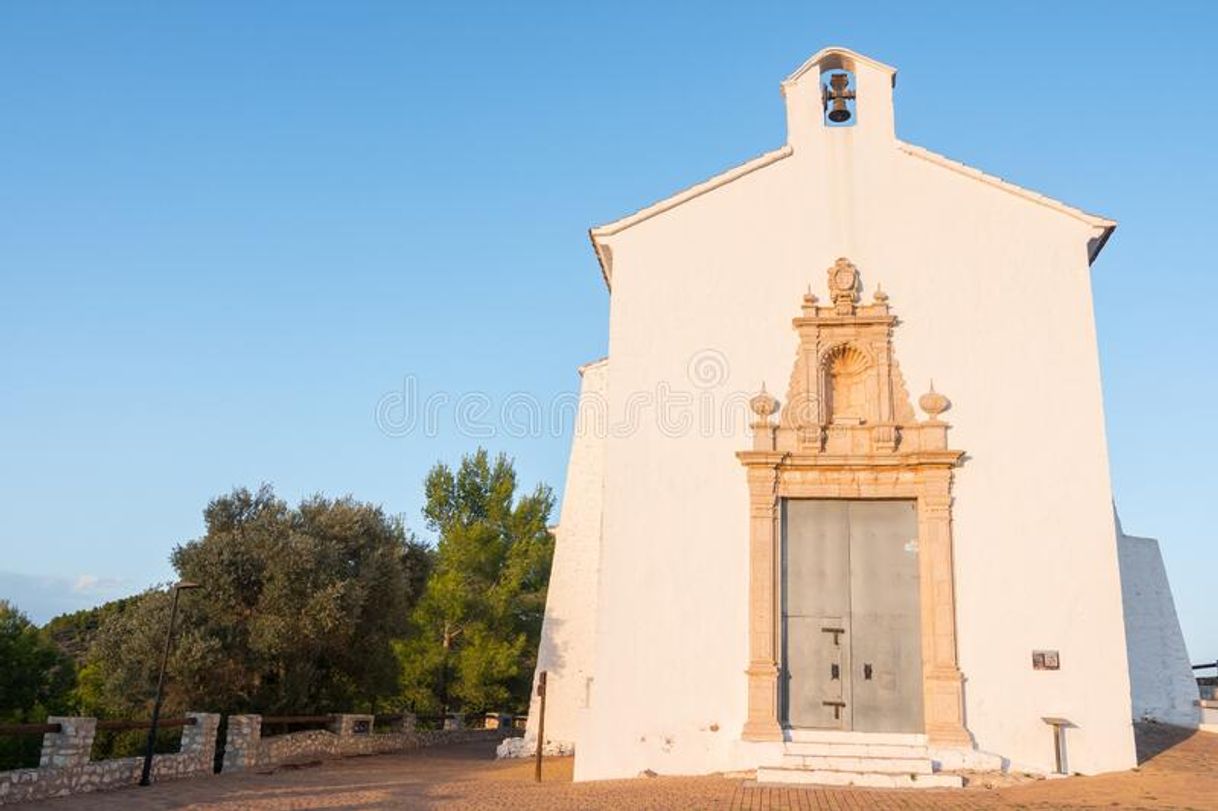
left=822, top=700, right=846, bottom=720
left=863, top=663, right=873, bottom=680
left=830, top=663, right=840, bottom=680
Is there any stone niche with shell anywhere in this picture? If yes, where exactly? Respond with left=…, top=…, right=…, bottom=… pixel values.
left=749, top=258, right=953, bottom=456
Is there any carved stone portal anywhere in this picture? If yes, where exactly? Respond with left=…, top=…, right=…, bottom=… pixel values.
left=737, top=258, right=971, bottom=747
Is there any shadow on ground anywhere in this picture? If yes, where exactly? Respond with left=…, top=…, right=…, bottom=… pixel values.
left=1134, top=721, right=1197, bottom=765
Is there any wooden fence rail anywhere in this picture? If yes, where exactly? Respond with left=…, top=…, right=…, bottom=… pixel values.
left=0, top=717, right=199, bottom=737
left=0, top=723, right=62, bottom=736
left=96, top=718, right=197, bottom=732
left=0, top=711, right=510, bottom=737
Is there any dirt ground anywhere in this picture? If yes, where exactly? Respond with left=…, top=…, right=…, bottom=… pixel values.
left=20, top=724, right=1218, bottom=810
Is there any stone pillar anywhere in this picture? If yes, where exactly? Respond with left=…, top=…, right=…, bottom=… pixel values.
left=443, top=712, right=464, bottom=730
left=917, top=478, right=971, bottom=747
left=39, top=717, right=96, bottom=769
left=222, top=715, right=262, bottom=773
left=179, top=713, right=221, bottom=773
left=742, top=464, right=783, bottom=742
left=329, top=714, right=373, bottom=737
left=394, top=713, right=417, bottom=734
left=484, top=712, right=513, bottom=730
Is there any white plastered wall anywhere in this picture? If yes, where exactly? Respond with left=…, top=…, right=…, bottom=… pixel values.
left=1116, top=511, right=1200, bottom=727
left=524, top=359, right=608, bottom=749
left=570, top=49, right=1138, bottom=781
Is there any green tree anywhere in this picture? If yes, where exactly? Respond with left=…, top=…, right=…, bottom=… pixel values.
left=44, top=595, right=141, bottom=667
left=82, top=486, right=432, bottom=720
left=396, top=449, right=554, bottom=715
left=0, top=602, right=75, bottom=768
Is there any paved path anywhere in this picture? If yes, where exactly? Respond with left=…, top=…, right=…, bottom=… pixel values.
left=19, top=725, right=1218, bottom=810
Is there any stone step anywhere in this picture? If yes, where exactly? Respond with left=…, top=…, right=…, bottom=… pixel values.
left=783, top=741, right=929, bottom=759
left=757, top=766, right=964, bottom=789
left=786, top=729, right=927, bottom=746
left=780, top=753, right=933, bottom=774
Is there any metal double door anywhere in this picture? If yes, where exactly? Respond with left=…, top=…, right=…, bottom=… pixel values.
left=781, top=499, right=924, bottom=733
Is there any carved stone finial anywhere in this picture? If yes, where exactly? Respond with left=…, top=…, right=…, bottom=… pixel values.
left=750, top=384, right=778, bottom=422
left=873, top=284, right=889, bottom=303
left=749, top=384, right=779, bottom=451
left=919, top=380, right=950, bottom=421
left=801, top=285, right=818, bottom=315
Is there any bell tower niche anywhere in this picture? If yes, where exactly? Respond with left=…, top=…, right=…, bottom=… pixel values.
left=781, top=47, right=897, bottom=149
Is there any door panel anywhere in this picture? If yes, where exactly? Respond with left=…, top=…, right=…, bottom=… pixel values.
left=782, top=500, right=850, bottom=729
left=848, top=501, right=924, bottom=733
left=782, top=499, right=923, bottom=733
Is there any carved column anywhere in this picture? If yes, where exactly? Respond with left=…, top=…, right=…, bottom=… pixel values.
left=742, top=463, right=783, bottom=741
left=917, top=473, right=971, bottom=746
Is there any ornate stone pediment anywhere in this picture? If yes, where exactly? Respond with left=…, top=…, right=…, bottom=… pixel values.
left=751, top=258, right=952, bottom=458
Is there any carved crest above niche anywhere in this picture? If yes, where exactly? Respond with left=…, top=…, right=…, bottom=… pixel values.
left=748, top=257, right=955, bottom=458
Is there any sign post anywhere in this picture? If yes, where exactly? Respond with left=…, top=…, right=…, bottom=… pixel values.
left=534, top=671, right=547, bottom=783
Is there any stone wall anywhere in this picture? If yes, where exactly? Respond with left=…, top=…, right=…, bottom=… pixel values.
left=1116, top=515, right=1201, bottom=727
left=0, top=712, right=516, bottom=804
left=222, top=713, right=514, bottom=773
left=1201, top=700, right=1218, bottom=734
left=0, top=712, right=219, bottom=806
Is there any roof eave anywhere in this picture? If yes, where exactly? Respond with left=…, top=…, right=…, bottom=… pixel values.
left=588, top=145, right=794, bottom=289
left=897, top=141, right=1118, bottom=264
left=589, top=230, right=612, bottom=289
left=783, top=46, right=898, bottom=88
left=1088, top=224, right=1116, bottom=265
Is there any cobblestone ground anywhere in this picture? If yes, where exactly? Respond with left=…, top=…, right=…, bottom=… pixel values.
left=19, top=724, right=1218, bottom=810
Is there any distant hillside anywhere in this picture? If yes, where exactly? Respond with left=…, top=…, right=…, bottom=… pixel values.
left=42, top=595, right=141, bottom=665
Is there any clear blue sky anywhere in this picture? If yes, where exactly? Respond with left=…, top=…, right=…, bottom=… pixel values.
left=1, top=3, right=1215, bottom=664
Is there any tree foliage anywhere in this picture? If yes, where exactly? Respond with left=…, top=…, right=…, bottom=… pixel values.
left=7, top=451, right=554, bottom=743
left=0, top=602, right=75, bottom=768
left=43, top=596, right=140, bottom=668
left=82, top=486, right=432, bottom=719
left=396, top=449, right=554, bottom=714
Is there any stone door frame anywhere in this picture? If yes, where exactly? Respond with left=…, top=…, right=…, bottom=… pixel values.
left=738, top=456, right=969, bottom=745
left=737, top=259, right=971, bottom=747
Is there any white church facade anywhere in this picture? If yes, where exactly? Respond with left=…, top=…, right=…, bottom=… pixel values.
left=523, top=47, right=1198, bottom=784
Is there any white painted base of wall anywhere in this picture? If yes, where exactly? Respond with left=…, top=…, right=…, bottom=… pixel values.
left=495, top=736, right=574, bottom=759
left=928, top=747, right=1006, bottom=773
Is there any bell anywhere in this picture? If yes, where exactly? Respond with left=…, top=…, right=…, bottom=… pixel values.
left=822, top=73, right=856, bottom=124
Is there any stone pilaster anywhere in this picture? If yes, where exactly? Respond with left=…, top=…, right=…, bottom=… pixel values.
left=742, top=463, right=783, bottom=741
left=918, top=482, right=971, bottom=746
left=484, top=712, right=513, bottom=730
left=329, top=714, right=373, bottom=737
left=221, top=714, right=262, bottom=772
left=39, top=717, right=95, bottom=769
left=180, top=713, right=220, bottom=771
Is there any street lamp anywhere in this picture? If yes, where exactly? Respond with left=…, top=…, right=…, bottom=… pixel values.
left=139, top=580, right=201, bottom=787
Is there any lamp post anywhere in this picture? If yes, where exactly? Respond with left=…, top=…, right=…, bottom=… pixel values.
left=139, top=581, right=200, bottom=787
